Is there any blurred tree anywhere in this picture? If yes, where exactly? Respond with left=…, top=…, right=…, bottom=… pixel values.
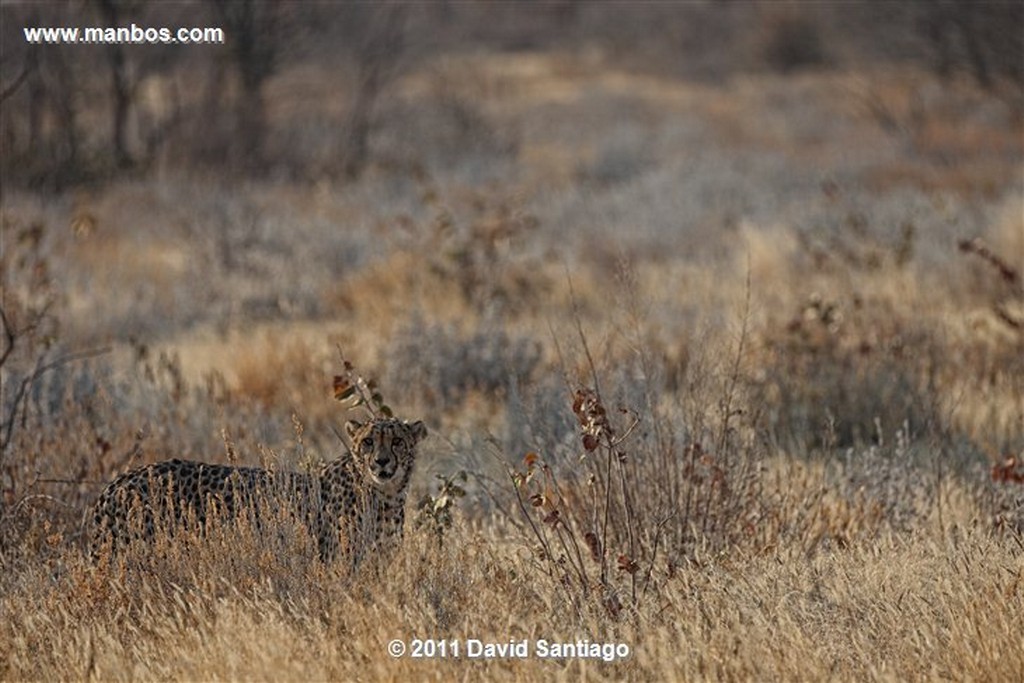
left=919, top=0, right=1023, bottom=89
left=340, top=3, right=407, bottom=180
left=209, top=0, right=280, bottom=170
left=762, top=11, right=828, bottom=73
left=94, top=0, right=138, bottom=168
left=0, top=48, right=33, bottom=105
left=1, top=6, right=83, bottom=189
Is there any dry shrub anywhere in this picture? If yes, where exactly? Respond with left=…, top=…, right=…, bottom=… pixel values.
left=374, top=85, right=518, bottom=173
left=499, top=345, right=954, bottom=622
left=386, top=315, right=542, bottom=412
left=492, top=307, right=772, bottom=622
left=956, top=201, right=1023, bottom=315
left=755, top=291, right=945, bottom=449
left=328, top=190, right=549, bottom=325
left=855, top=70, right=1024, bottom=198
left=946, top=197, right=1024, bottom=447
left=229, top=334, right=326, bottom=411
left=742, top=214, right=956, bottom=450
left=761, top=12, right=828, bottom=73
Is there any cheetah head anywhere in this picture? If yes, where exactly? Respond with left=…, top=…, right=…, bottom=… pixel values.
left=346, top=418, right=427, bottom=494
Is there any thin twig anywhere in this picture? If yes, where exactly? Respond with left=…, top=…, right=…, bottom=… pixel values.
left=0, top=61, right=33, bottom=103
left=610, top=416, right=641, bottom=447
left=8, top=493, right=78, bottom=519
left=508, top=467, right=558, bottom=583
left=1, top=346, right=112, bottom=454
left=465, top=469, right=523, bottom=532
left=566, top=270, right=616, bottom=586
left=543, top=464, right=590, bottom=594
left=642, top=512, right=676, bottom=597
left=334, top=345, right=379, bottom=420
left=0, top=306, right=15, bottom=368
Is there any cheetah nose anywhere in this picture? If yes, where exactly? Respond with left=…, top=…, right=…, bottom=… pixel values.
left=375, top=456, right=390, bottom=468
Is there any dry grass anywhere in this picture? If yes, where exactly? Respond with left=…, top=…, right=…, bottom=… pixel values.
left=2, top=492, right=1021, bottom=682
left=2, top=50, right=1023, bottom=682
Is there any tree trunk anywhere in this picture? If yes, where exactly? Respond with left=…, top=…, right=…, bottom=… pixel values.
left=237, top=73, right=266, bottom=169
left=109, top=44, right=133, bottom=167
left=341, top=63, right=381, bottom=180
left=96, top=0, right=135, bottom=167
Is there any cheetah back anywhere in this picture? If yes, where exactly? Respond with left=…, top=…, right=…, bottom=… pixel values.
left=88, top=459, right=316, bottom=556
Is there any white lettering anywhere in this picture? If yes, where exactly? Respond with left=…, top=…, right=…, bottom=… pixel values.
left=535, top=639, right=630, bottom=662
left=465, top=639, right=529, bottom=658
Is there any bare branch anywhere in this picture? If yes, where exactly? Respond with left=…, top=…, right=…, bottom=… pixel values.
left=0, top=61, right=33, bottom=104
left=0, top=306, right=14, bottom=368
left=1, top=346, right=111, bottom=454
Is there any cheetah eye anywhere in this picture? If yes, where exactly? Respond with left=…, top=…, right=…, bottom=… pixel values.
left=360, top=437, right=374, bottom=452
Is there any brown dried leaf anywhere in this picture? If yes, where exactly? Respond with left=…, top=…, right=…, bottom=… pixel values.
left=617, top=554, right=640, bottom=574
left=992, top=456, right=1024, bottom=484
left=332, top=376, right=355, bottom=401
left=572, top=390, right=585, bottom=416
left=584, top=531, right=602, bottom=562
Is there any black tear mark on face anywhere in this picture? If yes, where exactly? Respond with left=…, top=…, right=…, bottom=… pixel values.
left=345, top=418, right=427, bottom=488
left=366, top=429, right=398, bottom=481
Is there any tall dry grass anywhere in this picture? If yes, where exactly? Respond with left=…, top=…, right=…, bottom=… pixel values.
left=4, top=283, right=1020, bottom=681
left=2, top=483, right=1021, bottom=681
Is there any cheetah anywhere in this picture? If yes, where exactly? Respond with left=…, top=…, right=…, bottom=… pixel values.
left=88, top=417, right=427, bottom=566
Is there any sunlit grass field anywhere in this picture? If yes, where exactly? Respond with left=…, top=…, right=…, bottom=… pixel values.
left=2, top=51, right=1022, bottom=681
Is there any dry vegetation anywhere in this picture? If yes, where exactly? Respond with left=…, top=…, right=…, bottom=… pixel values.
left=2, top=3, right=1024, bottom=681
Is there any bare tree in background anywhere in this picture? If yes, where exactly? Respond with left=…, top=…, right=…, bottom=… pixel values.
left=1, top=5, right=88, bottom=189
left=94, top=0, right=138, bottom=168
left=920, top=1, right=1023, bottom=90
left=209, top=0, right=280, bottom=170
left=0, top=51, right=33, bottom=105
left=340, top=4, right=407, bottom=180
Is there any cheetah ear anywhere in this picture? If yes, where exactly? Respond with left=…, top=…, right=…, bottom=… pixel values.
left=406, top=420, right=427, bottom=444
left=345, top=420, right=363, bottom=440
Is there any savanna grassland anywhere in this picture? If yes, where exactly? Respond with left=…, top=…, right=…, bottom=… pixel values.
left=2, top=4, right=1023, bottom=681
